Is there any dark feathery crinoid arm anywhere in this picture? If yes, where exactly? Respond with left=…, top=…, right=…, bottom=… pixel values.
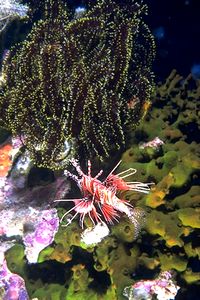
left=0, top=0, right=155, bottom=169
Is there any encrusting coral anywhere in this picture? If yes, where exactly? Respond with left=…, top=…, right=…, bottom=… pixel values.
left=0, top=0, right=200, bottom=298
left=55, top=70, right=200, bottom=298
left=119, top=70, right=200, bottom=288
left=1, top=70, right=200, bottom=299
left=0, top=0, right=155, bottom=169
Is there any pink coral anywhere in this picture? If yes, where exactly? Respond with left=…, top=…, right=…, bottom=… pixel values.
left=0, top=259, right=29, bottom=300
left=139, top=137, right=164, bottom=150
left=123, top=271, right=180, bottom=300
left=23, top=209, right=59, bottom=263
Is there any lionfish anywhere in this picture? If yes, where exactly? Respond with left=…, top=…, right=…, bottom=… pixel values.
left=55, top=159, right=153, bottom=229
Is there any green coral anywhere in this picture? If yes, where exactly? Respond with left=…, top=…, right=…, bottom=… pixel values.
left=111, top=219, right=138, bottom=243
left=116, top=70, right=200, bottom=287
left=93, top=238, right=140, bottom=298
left=158, top=253, right=187, bottom=272
left=5, top=244, right=27, bottom=277
left=31, top=284, right=67, bottom=300
left=66, top=264, right=95, bottom=300
left=181, top=269, right=200, bottom=284
left=184, top=243, right=200, bottom=259
left=38, top=220, right=82, bottom=264
left=0, top=0, right=155, bottom=169
left=177, top=208, right=200, bottom=228
left=145, top=210, right=186, bottom=247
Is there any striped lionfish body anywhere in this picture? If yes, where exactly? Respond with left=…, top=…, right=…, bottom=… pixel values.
left=55, top=159, right=152, bottom=228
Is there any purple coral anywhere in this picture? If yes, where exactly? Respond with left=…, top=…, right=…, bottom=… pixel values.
left=23, top=209, right=59, bottom=263
left=0, top=138, right=69, bottom=263
left=0, top=259, right=29, bottom=300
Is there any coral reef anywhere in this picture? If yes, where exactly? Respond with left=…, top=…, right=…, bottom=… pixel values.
left=1, top=70, right=198, bottom=300
left=119, top=70, right=200, bottom=286
left=0, top=242, right=29, bottom=299
left=0, top=0, right=200, bottom=293
left=0, top=0, right=155, bottom=169
left=0, top=136, right=69, bottom=269
left=23, top=208, right=59, bottom=263
left=66, top=264, right=95, bottom=300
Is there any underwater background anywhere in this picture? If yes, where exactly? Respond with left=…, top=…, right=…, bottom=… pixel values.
left=0, top=0, right=200, bottom=299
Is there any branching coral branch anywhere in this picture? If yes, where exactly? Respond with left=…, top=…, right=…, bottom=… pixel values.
left=0, top=0, right=155, bottom=169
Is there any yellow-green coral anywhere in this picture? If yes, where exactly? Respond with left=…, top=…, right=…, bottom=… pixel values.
left=5, top=244, right=27, bottom=277
left=111, top=219, right=138, bottom=243
left=181, top=269, right=200, bottom=284
left=172, top=185, right=200, bottom=208
left=145, top=173, right=174, bottom=208
left=184, top=243, right=200, bottom=259
left=138, top=253, right=160, bottom=270
left=66, top=264, right=96, bottom=300
left=31, top=284, right=67, bottom=300
left=158, top=253, right=187, bottom=272
left=145, top=210, right=185, bottom=247
left=177, top=208, right=200, bottom=228
left=107, top=244, right=139, bottom=297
